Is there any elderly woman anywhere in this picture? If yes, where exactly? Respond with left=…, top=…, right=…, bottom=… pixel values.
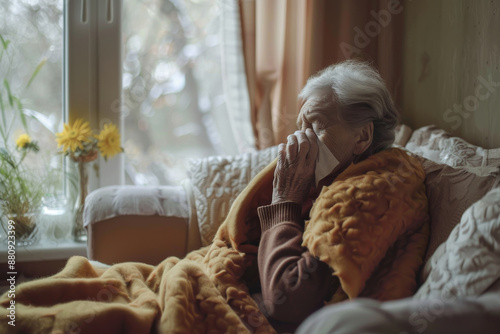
left=256, top=60, right=411, bottom=331
left=0, top=60, right=426, bottom=334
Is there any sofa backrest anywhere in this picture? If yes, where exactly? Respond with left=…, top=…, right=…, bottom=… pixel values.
left=403, top=125, right=500, bottom=263
left=187, top=146, right=279, bottom=246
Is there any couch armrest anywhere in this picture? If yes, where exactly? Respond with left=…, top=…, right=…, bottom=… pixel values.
left=87, top=215, right=188, bottom=265
left=84, top=184, right=201, bottom=265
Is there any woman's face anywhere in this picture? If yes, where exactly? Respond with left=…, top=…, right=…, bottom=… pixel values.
left=297, top=95, right=358, bottom=169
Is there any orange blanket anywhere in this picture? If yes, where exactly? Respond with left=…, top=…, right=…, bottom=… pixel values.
left=0, top=148, right=428, bottom=333
left=304, top=148, right=429, bottom=302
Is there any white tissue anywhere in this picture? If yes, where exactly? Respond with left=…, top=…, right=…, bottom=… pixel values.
left=315, top=138, right=339, bottom=186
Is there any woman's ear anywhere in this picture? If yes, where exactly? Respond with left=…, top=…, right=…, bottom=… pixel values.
left=353, top=122, right=374, bottom=155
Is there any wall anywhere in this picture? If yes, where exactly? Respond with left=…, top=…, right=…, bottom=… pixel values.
left=402, top=0, right=500, bottom=148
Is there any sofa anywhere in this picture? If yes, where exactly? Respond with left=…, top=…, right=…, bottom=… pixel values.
left=84, top=125, right=500, bottom=333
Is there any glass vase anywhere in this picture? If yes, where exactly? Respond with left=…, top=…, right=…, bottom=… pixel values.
left=7, top=211, right=41, bottom=246
left=73, top=161, right=89, bottom=243
left=42, top=193, right=72, bottom=241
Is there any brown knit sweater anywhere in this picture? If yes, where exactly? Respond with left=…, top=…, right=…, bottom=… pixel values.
left=257, top=201, right=336, bottom=330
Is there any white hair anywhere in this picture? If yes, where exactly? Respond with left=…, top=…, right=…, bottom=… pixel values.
left=298, top=60, right=399, bottom=160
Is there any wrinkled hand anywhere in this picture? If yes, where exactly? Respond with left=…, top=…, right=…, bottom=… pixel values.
left=272, top=128, right=318, bottom=204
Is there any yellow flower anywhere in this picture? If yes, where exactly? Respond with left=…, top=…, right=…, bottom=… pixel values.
left=56, top=118, right=93, bottom=153
left=16, top=134, right=31, bottom=149
left=96, top=123, right=122, bottom=160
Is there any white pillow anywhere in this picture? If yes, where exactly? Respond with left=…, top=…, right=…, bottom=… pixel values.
left=415, top=187, right=500, bottom=299
left=188, top=146, right=279, bottom=245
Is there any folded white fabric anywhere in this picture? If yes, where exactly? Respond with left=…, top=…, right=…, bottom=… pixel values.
left=84, top=185, right=189, bottom=227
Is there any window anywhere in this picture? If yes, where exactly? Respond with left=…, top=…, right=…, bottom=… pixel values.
left=1, top=0, right=238, bottom=190
left=121, top=0, right=237, bottom=186
left=0, top=0, right=64, bottom=190
left=64, top=0, right=239, bottom=187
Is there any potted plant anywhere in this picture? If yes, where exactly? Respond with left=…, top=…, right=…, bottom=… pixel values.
left=0, top=34, right=46, bottom=245
left=0, top=135, right=43, bottom=245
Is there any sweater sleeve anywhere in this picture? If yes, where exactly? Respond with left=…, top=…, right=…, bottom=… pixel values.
left=257, top=201, right=337, bottom=325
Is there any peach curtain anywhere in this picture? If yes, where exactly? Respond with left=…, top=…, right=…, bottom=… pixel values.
left=239, top=0, right=404, bottom=149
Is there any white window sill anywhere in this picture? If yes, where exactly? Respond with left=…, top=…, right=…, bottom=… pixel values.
left=0, top=239, right=87, bottom=263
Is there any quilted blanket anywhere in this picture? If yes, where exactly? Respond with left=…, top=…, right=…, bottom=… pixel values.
left=0, top=148, right=428, bottom=333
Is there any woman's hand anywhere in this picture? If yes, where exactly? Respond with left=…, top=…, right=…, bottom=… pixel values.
left=272, top=128, right=318, bottom=204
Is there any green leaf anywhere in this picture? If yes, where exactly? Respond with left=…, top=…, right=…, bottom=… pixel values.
left=3, top=79, right=13, bottom=107
left=0, top=93, right=6, bottom=138
left=0, top=35, right=9, bottom=50
left=26, top=58, right=47, bottom=90
left=13, top=97, right=28, bottom=133
left=0, top=165, right=9, bottom=178
left=0, top=148, right=15, bottom=168
left=0, top=92, right=5, bottom=118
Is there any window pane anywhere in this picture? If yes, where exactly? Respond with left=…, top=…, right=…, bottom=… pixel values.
left=122, top=0, right=235, bottom=186
left=0, top=0, right=64, bottom=191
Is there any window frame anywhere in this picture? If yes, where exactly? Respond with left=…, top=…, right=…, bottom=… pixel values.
left=65, top=0, right=124, bottom=190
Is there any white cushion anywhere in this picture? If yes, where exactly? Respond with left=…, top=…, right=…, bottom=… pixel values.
left=415, top=187, right=500, bottom=299
left=84, top=185, right=189, bottom=227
